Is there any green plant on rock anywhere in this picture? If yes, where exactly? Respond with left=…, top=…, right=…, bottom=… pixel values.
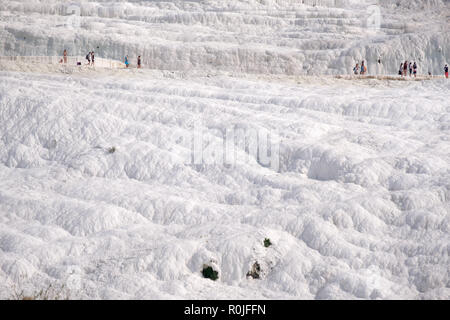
left=264, top=238, right=272, bottom=248
left=107, top=146, right=116, bottom=154
left=246, top=261, right=261, bottom=279
left=202, top=265, right=219, bottom=281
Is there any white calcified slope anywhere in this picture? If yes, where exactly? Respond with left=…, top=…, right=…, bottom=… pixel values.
left=0, top=65, right=449, bottom=299
left=0, top=0, right=449, bottom=75
left=0, top=0, right=449, bottom=300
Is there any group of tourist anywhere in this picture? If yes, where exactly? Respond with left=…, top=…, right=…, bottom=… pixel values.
left=351, top=58, right=448, bottom=78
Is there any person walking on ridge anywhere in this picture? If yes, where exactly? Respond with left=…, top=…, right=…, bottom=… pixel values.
left=360, top=60, right=367, bottom=75
left=86, top=52, right=91, bottom=65
left=353, top=63, right=359, bottom=75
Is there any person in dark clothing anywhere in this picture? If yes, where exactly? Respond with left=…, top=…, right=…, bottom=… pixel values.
left=409, top=62, right=412, bottom=76
left=91, top=51, right=95, bottom=66
left=137, top=56, right=141, bottom=68
left=413, top=62, right=417, bottom=78
left=86, top=52, right=91, bottom=65
left=403, top=61, right=408, bottom=76
left=445, top=64, right=449, bottom=78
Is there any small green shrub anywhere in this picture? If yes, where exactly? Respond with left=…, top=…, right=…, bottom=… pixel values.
left=246, top=262, right=261, bottom=279
left=202, top=265, right=219, bottom=281
left=264, top=238, right=272, bottom=248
